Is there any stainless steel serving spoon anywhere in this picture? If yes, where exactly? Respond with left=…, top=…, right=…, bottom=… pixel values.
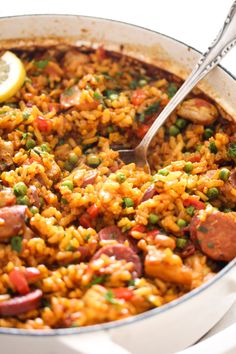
left=117, top=0, right=236, bottom=172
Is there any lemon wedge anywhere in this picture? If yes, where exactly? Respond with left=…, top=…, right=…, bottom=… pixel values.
left=0, top=51, right=26, bottom=103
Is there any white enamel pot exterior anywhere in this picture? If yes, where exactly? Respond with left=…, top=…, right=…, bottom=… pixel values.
left=1, top=15, right=236, bottom=354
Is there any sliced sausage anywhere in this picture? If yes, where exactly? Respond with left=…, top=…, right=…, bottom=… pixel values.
left=190, top=211, right=236, bottom=261
left=81, top=171, right=98, bottom=188
left=141, top=185, right=156, bottom=203
left=0, top=188, right=16, bottom=207
left=0, top=205, right=27, bottom=239
left=0, top=289, right=42, bottom=317
left=98, top=225, right=138, bottom=253
left=92, top=244, right=142, bottom=277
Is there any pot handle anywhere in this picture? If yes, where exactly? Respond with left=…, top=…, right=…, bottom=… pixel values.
left=58, top=330, right=131, bottom=354
left=176, top=322, right=236, bottom=354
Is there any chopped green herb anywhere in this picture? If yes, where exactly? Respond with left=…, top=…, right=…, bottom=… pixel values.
left=186, top=206, right=195, bottom=216
left=84, top=234, right=91, bottom=241
left=40, top=143, right=51, bottom=152
left=11, top=236, right=22, bottom=253
left=26, top=138, right=36, bottom=150
left=116, top=173, right=126, bottom=183
left=104, top=290, right=117, bottom=304
left=102, top=72, right=113, bottom=80
left=167, top=83, right=178, bottom=98
left=66, top=244, right=75, bottom=251
left=104, top=89, right=119, bottom=101
left=90, top=275, right=107, bottom=286
left=129, top=80, right=139, bottom=89
left=197, top=225, right=208, bottom=233
left=128, top=279, right=135, bottom=287
left=61, top=198, right=68, bottom=204
left=22, top=110, right=30, bottom=120
left=207, top=242, right=215, bottom=249
left=144, top=101, right=160, bottom=116
left=34, top=60, right=49, bottom=69
left=29, top=206, right=39, bottom=215
left=107, top=126, right=114, bottom=134
left=176, top=238, right=187, bottom=249
left=93, top=92, right=103, bottom=101
left=224, top=208, right=232, bottom=213
left=228, top=143, right=236, bottom=158
left=209, top=141, right=218, bottom=154
left=203, top=128, right=214, bottom=139
left=64, top=161, right=74, bottom=172
left=123, top=197, right=134, bottom=208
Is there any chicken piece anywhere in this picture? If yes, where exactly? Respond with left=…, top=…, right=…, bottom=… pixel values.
left=177, top=98, right=218, bottom=125
left=0, top=139, right=14, bottom=171
left=145, top=246, right=192, bottom=286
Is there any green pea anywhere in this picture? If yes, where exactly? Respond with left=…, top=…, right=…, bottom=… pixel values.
left=107, top=126, right=114, bottom=133
left=13, top=182, right=27, bottom=196
left=116, top=173, right=126, bottom=183
left=22, top=111, right=30, bottom=120
left=158, top=168, right=169, bottom=176
left=29, top=206, right=39, bottom=214
left=219, top=168, right=230, bottom=182
left=207, top=187, right=219, bottom=200
left=175, top=118, right=187, bottom=130
left=203, top=128, right=214, bottom=139
left=169, top=125, right=180, bottom=136
left=209, top=141, right=218, bottom=154
left=25, top=138, right=36, bottom=150
left=184, top=162, right=193, bottom=173
left=177, top=219, right=187, bottom=228
left=148, top=213, right=159, bottom=224
left=11, top=236, right=22, bottom=253
left=139, top=79, right=147, bottom=87
left=64, top=161, right=74, bottom=172
left=186, top=206, right=195, bottom=216
left=123, top=197, right=134, bottom=208
left=68, top=152, right=78, bottom=165
left=16, top=195, right=30, bottom=206
left=176, top=238, right=187, bottom=249
left=62, top=180, right=74, bottom=191
left=86, top=154, right=101, bottom=168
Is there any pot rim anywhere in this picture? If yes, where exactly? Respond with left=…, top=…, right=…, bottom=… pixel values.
left=0, top=13, right=235, bottom=337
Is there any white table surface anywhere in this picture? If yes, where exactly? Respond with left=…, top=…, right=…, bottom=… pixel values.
left=1, top=0, right=236, bottom=352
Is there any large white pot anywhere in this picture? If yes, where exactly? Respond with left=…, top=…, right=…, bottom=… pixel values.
left=1, top=14, right=236, bottom=354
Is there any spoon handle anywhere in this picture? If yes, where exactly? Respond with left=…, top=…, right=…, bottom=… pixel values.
left=137, top=0, right=236, bottom=153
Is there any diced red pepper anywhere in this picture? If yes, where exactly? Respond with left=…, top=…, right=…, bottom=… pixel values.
left=79, top=213, right=92, bottom=228
left=147, top=229, right=159, bottom=238
left=183, top=197, right=205, bottom=210
left=130, top=225, right=146, bottom=234
left=35, top=116, right=52, bottom=134
left=131, top=89, right=146, bottom=106
left=9, top=269, right=30, bottom=295
left=136, top=124, right=150, bottom=139
left=87, top=204, right=99, bottom=218
left=188, top=155, right=201, bottom=163
left=113, top=288, right=134, bottom=300
left=24, top=267, right=41, bottom=283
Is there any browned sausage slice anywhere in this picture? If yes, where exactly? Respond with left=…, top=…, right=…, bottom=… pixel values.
left=82, top=171, right=98, bottom=188
left=141, top=185, right=156, bottom=203
left=0, top=205, right=27, bottom=239
left=0, top=289, right=42, bottom=317
left=92, top=244, right=142, bottom=277
left=190, top=211, right=236, bottom=261
left=98, top=225, right=138, bottom=253
left=98, top=226, right=125, bottom=242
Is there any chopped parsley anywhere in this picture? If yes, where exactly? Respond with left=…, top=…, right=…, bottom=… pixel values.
left=34, top=59, right=49, bottom=69
left=11, top=236, right=22, bottom=253
left=228, top=143, right=236, bottom=158
left=167, top=83, right=178, bottom=98
left=197, top=225, right=208, bottom=233
left=144, top=101, right=160, bottom=116
left=207, top=242, right=215, bottom=249
left=89, top=275, right=107, bottom=286
left=104, top=290, right=117, bottom=304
